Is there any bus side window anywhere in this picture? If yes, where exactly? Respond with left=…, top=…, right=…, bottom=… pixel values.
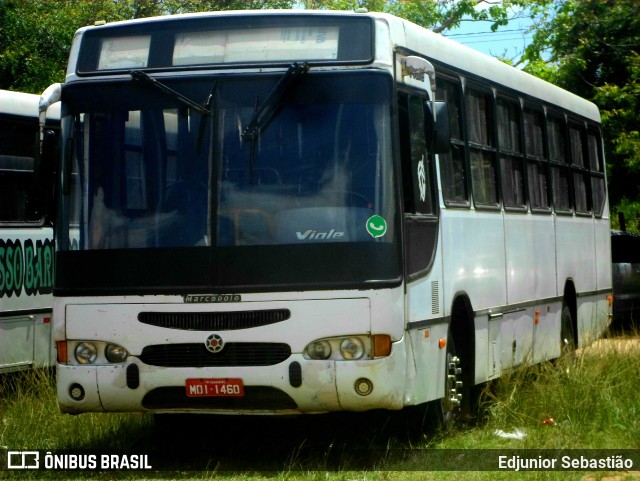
left=569, top=121, right=591, bottom=215
left=497, top=97, right=525, bottom=209
left=466, top=87, right=498, bottom=207
left=548, top=115, right=572, bottom=213
left=587, top=127, right=606, bottom=217
left=0, top=118, right=41, bottom=223
left=436, top=77, right=467, bottom=205
left=524, top=107, right=550, bottom=211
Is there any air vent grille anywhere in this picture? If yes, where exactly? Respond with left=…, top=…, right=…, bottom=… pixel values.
left=140, top=342, right=291, bottom=367
left=138, top=309, right=290, bottom=331
left=431, top=281, right=440, bottom=315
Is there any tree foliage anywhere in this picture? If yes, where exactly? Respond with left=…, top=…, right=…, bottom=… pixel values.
left=303, top=0, right=540, bottom=34
left=3, top=0, right=637, bottom=223
left=0, top=0, right=123, bottom=92
left=0, top=0, right=297, bottom=93
left=1, top=0, right=540, bottom=94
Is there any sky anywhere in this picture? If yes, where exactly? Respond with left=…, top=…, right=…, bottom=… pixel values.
left=442, top=7, right=536, bottom=63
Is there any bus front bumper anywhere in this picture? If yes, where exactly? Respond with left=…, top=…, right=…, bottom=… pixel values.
left=56, top=340, right=407, bottom=415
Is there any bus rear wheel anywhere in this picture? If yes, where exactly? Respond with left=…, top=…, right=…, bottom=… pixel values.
left=560, top=303, right=576, bottom=355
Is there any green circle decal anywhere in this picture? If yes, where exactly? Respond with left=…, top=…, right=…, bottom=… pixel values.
left=366, top=215, right=387, bottom=238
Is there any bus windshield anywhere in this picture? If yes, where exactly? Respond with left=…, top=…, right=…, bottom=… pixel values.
left=57, top=71, right=400, bottom=292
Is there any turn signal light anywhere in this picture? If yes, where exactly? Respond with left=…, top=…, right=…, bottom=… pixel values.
left=372, top=334, right=391, bottom=357
left=56, top=341, right=68, bottom=364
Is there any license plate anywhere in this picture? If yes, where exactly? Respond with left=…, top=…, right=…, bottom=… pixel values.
left=185, top=378, right=244, bottom=397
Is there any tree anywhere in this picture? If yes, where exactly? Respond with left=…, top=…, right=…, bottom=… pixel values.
left=0, top=0, right=296, bottom=93
left=1, top=0, right=546, bottom=93
left=0, top=0, right=129, bottom=93
left=302, top=0, right=542, bottom=34
left=522, top=0, right=640, bottom=229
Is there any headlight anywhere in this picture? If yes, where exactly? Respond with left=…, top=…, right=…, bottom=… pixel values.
left=340, top=337, right=365, bottom=360
left=105, top=343, right=129, bottom=363
left=75, top=342, right=97, bottom=364
left=307, top=340, right=331, bottom=360
left=304, top=335, right=392, bottom=361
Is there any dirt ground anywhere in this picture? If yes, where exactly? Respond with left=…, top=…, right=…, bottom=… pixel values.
left=578, top=337, right=640, bottom=356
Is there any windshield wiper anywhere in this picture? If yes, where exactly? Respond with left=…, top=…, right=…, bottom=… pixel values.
left=130, top=70, right=210, bottom=116
left=196, top=83, right=217, bottom=155
left=241, top=62, right=309, bottom=141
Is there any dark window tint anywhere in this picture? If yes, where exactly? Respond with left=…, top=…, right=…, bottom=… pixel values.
left=548, top=116, right=571, bottom=212
left=497, top=98, right=524, bottom=208
left=0, top=119, right=41, bottom=223
left=436, top=77, right=467, bottom=204
left=524, top=108, right=549, bottom=209
left=467, top=88, right=497, bottom=206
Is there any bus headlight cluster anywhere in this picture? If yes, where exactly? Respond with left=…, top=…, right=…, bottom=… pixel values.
left=340, top=338, right=364, bottom=359
left=70, top=341, right=129, bottom=365
left=304, top=334, right=391, bottom=361
left=105, top=343, right=129, bottom=363
left=75, top=342, right=97, bottom=364
left=307, top=340, right=331, bottom=360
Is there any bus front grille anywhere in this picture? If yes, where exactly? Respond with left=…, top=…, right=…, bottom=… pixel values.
left=139, top=343, right=291, bottom=367
left=142, top=386, right=297, bottom=410
left=138, top=309, right=291, bottom=331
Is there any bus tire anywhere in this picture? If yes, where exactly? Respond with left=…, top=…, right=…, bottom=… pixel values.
left=560, top=303, right=576, bottom=355
left=443, top=330, right=463, bottom=422
left=424, top=329, right=462, bottom=431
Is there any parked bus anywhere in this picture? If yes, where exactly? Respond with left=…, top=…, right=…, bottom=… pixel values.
left=0, top=89, right=59, bottom=373
left=40, top=10, right=612, bottom=420
left=611, top=229, right=640, bottom=329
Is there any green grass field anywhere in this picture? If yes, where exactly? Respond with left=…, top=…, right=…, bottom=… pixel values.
left=1, top=333, right=639, bottom=480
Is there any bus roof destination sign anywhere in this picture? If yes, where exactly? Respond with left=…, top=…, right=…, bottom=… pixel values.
left=77, top=14, right=373, bottom=73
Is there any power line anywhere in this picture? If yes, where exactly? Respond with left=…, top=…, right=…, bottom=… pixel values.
left=445, top=28, right=530, bottom=38
left=459, top=37, right=531, bottom=45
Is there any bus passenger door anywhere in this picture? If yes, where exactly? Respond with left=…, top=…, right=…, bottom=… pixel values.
left=398, top=93, right=439, bottom=280
left=398, top=90, right=445, bottom=403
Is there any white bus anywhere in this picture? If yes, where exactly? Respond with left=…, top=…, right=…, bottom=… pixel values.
left=0, top=90, right=59, bottom=373
left=41, top=10, right=612, bottom=420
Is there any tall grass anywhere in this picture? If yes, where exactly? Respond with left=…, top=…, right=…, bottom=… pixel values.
left=0, top=369, right=151, bottom=453
left=475, top=338, right=640, bottom=449
left=1, top=334, right=639, bottom=480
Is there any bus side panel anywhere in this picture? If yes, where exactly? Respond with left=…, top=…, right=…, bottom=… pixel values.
left=0, top=228, right=54, bottom=372
left=594, top=213, right=613, bottom=334
left=441, top=209, right=507, bottom=385
left=405, top=322, right=449, bottom=405
left=441, top=209, right=507, bottom=312
left=473, top=313, right=489, bottom=384
left=555, top=215, right=597, bottom=345
left=532, top=302, right=562, bottom=363
left=502, top=212, right=557, bottom=370
left=503, top=213, right=557, bottom=304
left=0, top=316, right=34, bottom=373
left=404, top=222, right=448, bottom=405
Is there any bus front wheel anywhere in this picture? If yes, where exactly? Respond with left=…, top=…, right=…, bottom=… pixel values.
left=426, top=330, right=463, bottom=429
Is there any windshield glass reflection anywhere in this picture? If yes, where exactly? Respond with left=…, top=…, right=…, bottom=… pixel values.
left=60, top=72, right=395, bottom=252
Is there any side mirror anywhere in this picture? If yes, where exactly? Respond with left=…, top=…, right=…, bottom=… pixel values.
left=39, top=83, right=62, bottom=154
left=425, top=101, right=451, bottom=154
